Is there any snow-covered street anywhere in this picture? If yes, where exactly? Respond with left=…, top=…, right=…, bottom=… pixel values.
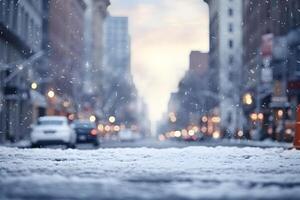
left=1, top=146, right=300, bottom=200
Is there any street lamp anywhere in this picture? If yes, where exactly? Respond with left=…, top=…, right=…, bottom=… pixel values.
left=31, top=82, right=38, bottom=90
left=47, top=90, right=55, bottom=98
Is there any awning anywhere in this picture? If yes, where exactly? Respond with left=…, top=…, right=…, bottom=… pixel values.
left=30, top=90, right=47, bottom=108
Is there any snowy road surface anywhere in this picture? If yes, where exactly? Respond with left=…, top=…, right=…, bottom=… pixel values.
left=0, top=146, right=300, bottom=200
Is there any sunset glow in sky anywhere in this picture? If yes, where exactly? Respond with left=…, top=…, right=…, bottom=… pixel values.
left=109, top=0, right=209, bottom=122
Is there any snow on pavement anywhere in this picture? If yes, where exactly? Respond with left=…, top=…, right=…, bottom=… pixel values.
left=0, top=146, right=300, bottom=200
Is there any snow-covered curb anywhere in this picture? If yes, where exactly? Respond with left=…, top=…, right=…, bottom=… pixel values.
left=0, top=146, right=299, bottom=199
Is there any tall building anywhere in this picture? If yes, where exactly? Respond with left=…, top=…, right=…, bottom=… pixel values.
left=188, top=51, right=210, bottom=117
left=43, top=0, right=87, bottom=116
left=242, top=0, right=300, bottom=140
left=0, top=1, right=44, bottom=141
left=204, top=0, right=243, bottom=136
left=102, top=16, right=135, bottom=124
left=102, top=16, right=149, bottom=133
left=103, top=16, right=131, bottom=74
left=243, top=0, right=300, bottom=89
left=83, top=0, right=110, bottom=97
left=159, top=51, right=211, bottom=136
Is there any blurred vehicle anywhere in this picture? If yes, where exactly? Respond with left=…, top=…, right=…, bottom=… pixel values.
left=72, top=120, right=100, bottom=147
left=132, top=132, right=142, bottom=140
left=30, top=116, right=76, bottom=148
left=119, top=129, right=135, bottom=142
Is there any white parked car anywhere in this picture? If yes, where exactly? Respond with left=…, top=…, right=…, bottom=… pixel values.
left=30, top=116, right=76, bottom=148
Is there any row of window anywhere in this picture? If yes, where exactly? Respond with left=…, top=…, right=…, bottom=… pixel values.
left=228, top=40, right=234, bottom=65
left=228, top=3, right=234, bottom=66
left=0, top=37, right=22, bottom=64
left=0, top=1, right=42, bottom=52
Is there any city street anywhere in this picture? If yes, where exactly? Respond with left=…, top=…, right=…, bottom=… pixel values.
left=1, top=1, right=300, bottom=200
left=1, top=145, right=300, bottom=200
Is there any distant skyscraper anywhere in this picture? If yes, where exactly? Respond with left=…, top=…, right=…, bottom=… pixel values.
left=103, top=16, right=131, bottom=74
left=102, top=16, right=135, bottom=122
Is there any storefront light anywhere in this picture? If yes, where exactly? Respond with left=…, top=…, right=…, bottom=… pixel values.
left=212, top=116, right=221, bottom=123
left=258, top=113, right=264, bottom=120
left=188, top=130, right=195, bottom=136
left=250, top=113, right=258, bottom=121
left=277, top=110, right=284, bottom=118
left=237, top=130, right=244, bottom=137
left=174, top=131, right=181, bottom=138
left=212, top=131, right=220, bottom=139
left=243, top=93, right=253, bottom=105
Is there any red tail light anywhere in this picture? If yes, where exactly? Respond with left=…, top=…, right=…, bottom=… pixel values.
left=90, top=129, right=97, bottom=136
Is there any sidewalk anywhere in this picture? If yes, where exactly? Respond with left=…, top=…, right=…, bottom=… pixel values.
left=200, top=138, right=293, bottom=149
left=2, top=140, right=32, bottom=148
left=1, top=138, right=293, bottom=149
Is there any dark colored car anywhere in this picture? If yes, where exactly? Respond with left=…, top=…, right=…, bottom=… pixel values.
left=72, top=121, right=100, bottom=147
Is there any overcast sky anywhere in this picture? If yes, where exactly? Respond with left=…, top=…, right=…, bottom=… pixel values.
left=109, top=0, right=209, bottom=122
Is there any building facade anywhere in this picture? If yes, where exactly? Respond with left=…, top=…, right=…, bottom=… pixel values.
left=82, top=0, right=110, bottom=118
left=158, top=51, right=213, bottom=138
left=0, top=0, right=44, bottom=141
left=242, top=0, right=300, bottom=141
left=101, top=16, right=150, bottom=134
left=204, top=0, right=243, bottom=137
left=103, top=16, right=131, bottom=75
left=43, top=0, right=86, bottom=116
left=102, top=16, right=133, bottom=122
